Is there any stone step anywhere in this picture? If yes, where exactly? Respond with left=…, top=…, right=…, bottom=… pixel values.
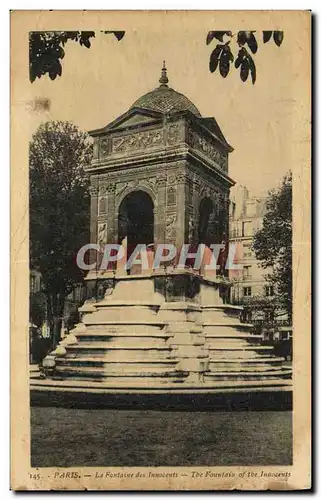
left=208, top=364, right=287, bottom=372
left=207, top=345, right=273, bottom=350
left=201, top=307, right=244, bottom=321
left=208, top=357, right=284, bottom=365
left=83, top=319, right=165, bottom=327
left=86, top=309, right=159, bottom=323
left=30, top=375, right=292, bottom=391
left=203, top=326, right=254, bottom=336
left=29, top=364, right=41, bottom=379
left=207, top=346, right=274, bottom=357
left=74, top=337, right=169, bottom=349
left=202, top=305, right=244, bottom=312
left=66, top=344, right=171, bottom=350
left=203, top=322, right=253, bottom=328
left=208, top=354, right=274, bottom=361
left=63, top=346, right=173, bottom=361
left=205, top=333, right=262, bottom=340
left=50, top=373, right=187, bottom=384
left=204, top=368, right=292, bottom=381
left=94, top=300, right=161, bottom=308
left=54, top=365, right=183, bottom=379
left=55, top=358, right=178, bottom=373
left=75, top=329, right=170, bottom=338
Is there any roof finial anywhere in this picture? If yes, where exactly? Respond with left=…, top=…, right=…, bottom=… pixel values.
left=159, top=60, right=169, bottom=87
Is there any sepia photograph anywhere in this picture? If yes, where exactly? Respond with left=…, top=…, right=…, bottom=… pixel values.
left=10, top=10, right=311, bottom=490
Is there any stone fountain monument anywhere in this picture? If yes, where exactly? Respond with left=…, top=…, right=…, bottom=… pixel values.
left=35, top=64, right=291, bottom=406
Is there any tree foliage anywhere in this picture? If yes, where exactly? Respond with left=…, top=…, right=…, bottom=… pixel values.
left=30, top=291, right=47, bottom=327
left=207, top=30, right=284, bottom=84
left=252, top=172, right=292, bottom=320
left=29, top=31, right=125, bottom=82
left=30, top=121, right=92, bottom=344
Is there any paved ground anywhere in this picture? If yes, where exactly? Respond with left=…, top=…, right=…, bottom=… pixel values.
left=31, top=408, right=292, bottom=467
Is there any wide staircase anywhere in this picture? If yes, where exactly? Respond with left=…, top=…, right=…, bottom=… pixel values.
left=37, top=277, right=291, bottom=393
left=52, top=278, right=187, bottom=386
left=202, top=304, right=291, bottom=387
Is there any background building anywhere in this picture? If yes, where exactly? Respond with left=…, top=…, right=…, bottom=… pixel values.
left=229, top=184, right=269, bottom=304
left=229, top=184, right=291, bottom=341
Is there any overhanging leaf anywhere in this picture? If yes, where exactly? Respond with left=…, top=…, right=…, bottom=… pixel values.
left=248, top=55, right=256, bottom=84
left=263, top=31, right=273, bottom=43
left=240, top=61, right=249, bottom=82
left=102, top=30, right=126, bottom=41
left=273, top=31, right=284, bottom=46
left=237, top=31, right=247, bottom=46
left=209, top=45, right=223, bottom=73
left=247, top=32, right=258, bottom=54
left=207, top=31, right=231, bottom=44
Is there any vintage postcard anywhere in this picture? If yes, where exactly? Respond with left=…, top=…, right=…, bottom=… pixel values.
left=11, top=10, right=311, bottom=491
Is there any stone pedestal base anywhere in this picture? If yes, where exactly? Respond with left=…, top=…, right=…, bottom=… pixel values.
left=42, top=272, right=292, bottom=391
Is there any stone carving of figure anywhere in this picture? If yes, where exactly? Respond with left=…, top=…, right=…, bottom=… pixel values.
left=188, top=217, right=195, bottom=242
left=98, top=222, right=107, bottom=248
left=166, top=214, right=176, bottom=239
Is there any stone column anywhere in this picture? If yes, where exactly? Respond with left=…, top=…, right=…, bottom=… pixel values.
left=84, top=180, right=100, bottom=296
left=175, top=171, right=186, bottom=250
left=89, top=181, right=99, bottom=245
left=106, top=183, right=116, bottom=245
left=154, top=173, right=166, bottom=249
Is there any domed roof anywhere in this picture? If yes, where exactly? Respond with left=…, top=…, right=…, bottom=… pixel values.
left=130, top=62, right=202, bottom=118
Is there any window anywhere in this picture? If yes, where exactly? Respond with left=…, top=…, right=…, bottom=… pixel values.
left=246, top=202, right=256, bottom=217
left=243, top=265, right=252, bottom=279
left=243, top=286, right=252, bottom=297
left=243, top=242, right=252, bottom=257
left=265, top=285, right=274, bottom=297
left=242, top=221, right=252, bottom=237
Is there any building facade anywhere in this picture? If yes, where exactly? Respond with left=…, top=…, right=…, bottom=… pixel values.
left=229, top=184, right=270, bottom=306
left=229, top=184, right=290, bottom=339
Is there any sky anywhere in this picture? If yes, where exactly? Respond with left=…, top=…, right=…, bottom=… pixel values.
left=25, top=17, right=297, bottom=197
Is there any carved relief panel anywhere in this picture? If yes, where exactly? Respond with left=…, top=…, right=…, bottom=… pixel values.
left=99, top=136, right=110, bottom=159
left=93, top=138, right=99, bottom=160
left=112, top=128, right=164, bottom=154
left=166, top=123, right=182, bottom=145
left=98, top=196, right=107, bottom=214
left=166, top=186, right=177, bottom=206
left=187, top=128, right=228, bottom=172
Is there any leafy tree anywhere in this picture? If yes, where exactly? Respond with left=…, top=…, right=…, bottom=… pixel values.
left=252, top=172, right=292, bottom=321
left=207, top=30, right=284, bottom=84
left=29, top=31, right=125, bottom=82
left=30, top=291, right=47, bottom=327
left=29, top=121, right=92, bottom=345
left=29, top=29, right=283, bottom=85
